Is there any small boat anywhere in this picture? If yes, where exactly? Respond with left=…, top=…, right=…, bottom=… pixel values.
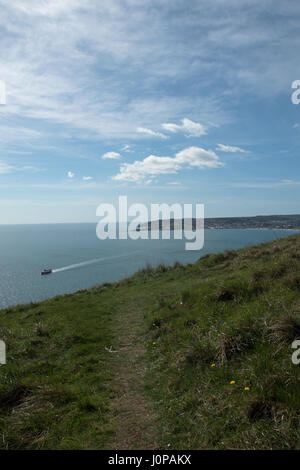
left=41, top=269, right=52, bottom=275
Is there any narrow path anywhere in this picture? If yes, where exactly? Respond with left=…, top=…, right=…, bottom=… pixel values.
left=106, top=298, right=158, bottom=450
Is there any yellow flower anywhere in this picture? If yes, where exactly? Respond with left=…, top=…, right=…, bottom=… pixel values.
left=152, top=342, right=156, bottom=345
left=244, top=387, right=250, bottom=391
left=211, top=363, right=216, bottom=368
left=230, top=380, right=236, bottom=385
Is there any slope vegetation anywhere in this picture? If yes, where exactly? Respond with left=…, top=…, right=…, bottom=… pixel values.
left=0, top=234, right=299, bottom=449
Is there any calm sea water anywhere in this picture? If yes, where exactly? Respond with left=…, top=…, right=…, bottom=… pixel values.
left=0, top=223, right=297, bottom=309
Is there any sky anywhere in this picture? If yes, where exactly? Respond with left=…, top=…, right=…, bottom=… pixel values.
left=0, top=0, right=300, bottom=224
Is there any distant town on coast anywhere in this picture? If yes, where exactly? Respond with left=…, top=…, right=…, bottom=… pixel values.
left=138, top=214, right=300, bottom=231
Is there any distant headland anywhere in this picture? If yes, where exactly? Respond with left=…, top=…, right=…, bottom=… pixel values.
left=137, top=214, right=300, bottom=231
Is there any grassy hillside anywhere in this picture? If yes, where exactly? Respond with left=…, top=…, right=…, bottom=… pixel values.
left=0, top=234, right=300, bottom=449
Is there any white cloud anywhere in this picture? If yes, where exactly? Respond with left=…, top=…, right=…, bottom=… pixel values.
left=67, top=171, right=75, bottom=178
left=216, top=143, right=249, bottom=153
left=161, top=118, right=207, bottom=137
left=82, top=176, right=93, bottom=180
left=102, top=151, right=121, bottom=160
left=113, top=146, right=223, bottom=182
left=136, top=127, right=167, bottom=139
left=121, top=144, right=131, bottom=152
left=113, top=155, right=179, bottom=182
left=175, top=147, right=223, bottom=168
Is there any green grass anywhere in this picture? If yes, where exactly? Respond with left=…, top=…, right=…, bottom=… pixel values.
left=0, top=234, right=300, bottom=449
left=0, top=286, right=117, bottom=449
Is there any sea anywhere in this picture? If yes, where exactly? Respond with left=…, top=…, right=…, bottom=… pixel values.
left=0, top=223, right=298, bottom=309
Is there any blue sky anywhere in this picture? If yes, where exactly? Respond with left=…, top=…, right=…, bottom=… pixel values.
left=0, top=0, right=300, bottom=223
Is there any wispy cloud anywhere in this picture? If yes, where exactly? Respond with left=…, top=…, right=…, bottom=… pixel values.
left=216, top=143, right=249, bottom=153
left=0, top=161, right=14, bottom=174
left=229, top=179, right=300, bottom=189
left=0, top=125, right=41, bottom=145
left=121, top=144, right=131, bottom=152
left=102, top=151, right=121, bottom=160
left=113, top=146, right=223, bottom=182
left=281, top=179, right=295, bottom=184
left=3, top=0, right=280, bottom=150
left=0, top=160, right=42, bottom=174
left=136, top=127, right=167, bottom=139
left=0, top=1, right=228, bottom=147
left=0, top=0, right=297, bottom=150
left=0, top=0, right=268, bottom=147
left=82, top=176, right=93, bottom=180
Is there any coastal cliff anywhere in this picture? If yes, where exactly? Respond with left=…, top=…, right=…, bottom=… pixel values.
left=0, top=233, right=300, bottom=449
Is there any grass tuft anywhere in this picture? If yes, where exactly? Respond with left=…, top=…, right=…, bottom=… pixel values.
left=268, top=314, right=300, bottom=343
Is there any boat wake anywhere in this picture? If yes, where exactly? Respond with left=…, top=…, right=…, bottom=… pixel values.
left=52, top=251, right=140, bottom=273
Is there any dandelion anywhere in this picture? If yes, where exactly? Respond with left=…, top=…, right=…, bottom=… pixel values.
left=244, top=387, right=250, bottom=391
left=230, top=380, right=236, bottom=385
left=152, top=342, right=156, bottom=345
left=211, top=363, right=216, bottom=368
